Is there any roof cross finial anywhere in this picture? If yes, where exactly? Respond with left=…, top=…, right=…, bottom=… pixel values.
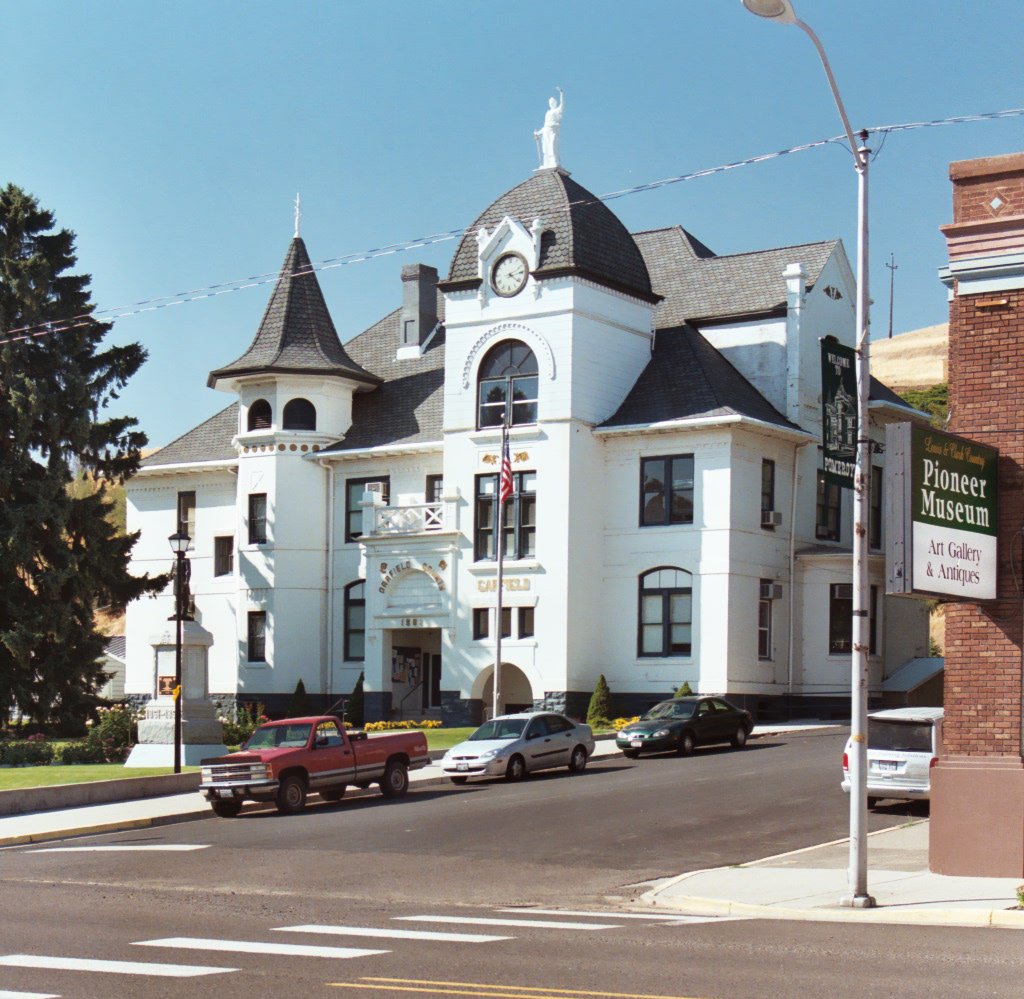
left=293, top=193, right=302, bottom=238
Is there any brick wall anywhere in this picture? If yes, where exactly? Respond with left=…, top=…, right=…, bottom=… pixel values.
left=944, top=154, right=1024, bottom=757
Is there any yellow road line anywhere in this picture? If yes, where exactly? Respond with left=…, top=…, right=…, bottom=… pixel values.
left=327, top=977, right=707, bottom=999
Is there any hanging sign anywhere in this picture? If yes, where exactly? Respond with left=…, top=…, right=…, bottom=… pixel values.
left=821, top=338, right=857, bottom=488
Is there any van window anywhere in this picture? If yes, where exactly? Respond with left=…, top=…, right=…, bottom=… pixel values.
left=868, top=720, right=933, bottom=753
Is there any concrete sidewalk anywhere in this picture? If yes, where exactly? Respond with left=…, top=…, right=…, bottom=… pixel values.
left=641, top=819, right=1024, bottom=929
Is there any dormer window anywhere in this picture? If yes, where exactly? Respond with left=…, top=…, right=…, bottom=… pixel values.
left=247, top=399, right=272, bottom=431
left=283, top=398, right=316, bottom=431
left=477, top=339, right=538, bottom=429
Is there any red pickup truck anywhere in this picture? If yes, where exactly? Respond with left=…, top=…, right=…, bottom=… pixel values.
left=200, top=715, right=430, bottom=817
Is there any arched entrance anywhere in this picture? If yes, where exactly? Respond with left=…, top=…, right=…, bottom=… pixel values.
left=479, top=662, right=534, bottom=717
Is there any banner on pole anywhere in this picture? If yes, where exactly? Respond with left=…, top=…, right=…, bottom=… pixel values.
left=821, top=338, right=857, bottom=488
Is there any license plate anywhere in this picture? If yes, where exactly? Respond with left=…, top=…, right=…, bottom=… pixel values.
left=457, top=763, right=469, bottom=772
left=630, top=740, right=643, bottom=748
left=216, top=789, right=233, bottom=798
left=877, top=760, right=898, bottom=772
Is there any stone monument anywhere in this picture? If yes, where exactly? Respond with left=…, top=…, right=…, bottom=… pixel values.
left=125, top=620, right=228, bottom=767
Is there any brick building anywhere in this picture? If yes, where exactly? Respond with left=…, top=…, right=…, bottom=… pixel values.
left=932, top=151, right=1024, bottom=876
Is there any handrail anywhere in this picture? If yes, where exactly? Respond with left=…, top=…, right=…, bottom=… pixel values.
left=396, top=680, right=425, bottom=719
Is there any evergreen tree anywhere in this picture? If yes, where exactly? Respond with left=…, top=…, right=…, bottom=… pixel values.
left=586, top=673, right=612, bottom=727
left=0, top=185, right=162, bottom=728
left=674, top=681, right=693, bottom=697
left=287, top=678, right=310, bottom=717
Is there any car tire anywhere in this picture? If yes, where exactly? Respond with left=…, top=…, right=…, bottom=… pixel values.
left=867, top=796, right=880, bottom=809
left=380, top=761, right=410, bottom=799
left=731, top=726, right=748, bottom=749
left=319, top=785, right=347, bottom=802
left=568, top=746, right=588, bottom=773
left=677, top=731, right=695, bottom=756
left=622, top=749, right=640, bottom=759
left=449, top=776, right=469, bottom=785
left=210, top=799, right=242, bottom=818
left=275, top=774, right=308, bottom=815
left=505, top=754, right=526, bottom=781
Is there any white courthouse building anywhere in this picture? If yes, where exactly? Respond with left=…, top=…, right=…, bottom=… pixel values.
left=125, top=117, right=929, bottom=725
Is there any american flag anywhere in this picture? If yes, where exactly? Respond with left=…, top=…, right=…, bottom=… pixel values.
left=499, top=428, right=513, bottom=505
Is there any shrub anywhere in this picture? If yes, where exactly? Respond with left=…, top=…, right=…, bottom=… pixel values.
left=347, top=673, right=365, bottom=728
left=58, top=740, right=108, bottom=765
left=286, top=678, right=310, bottom=717
left=363, top=720, right=443, bottom=731
left=91, top=705, right=138, bottom=752
left=587, top=674, right=612, bottom=728
left=0, top=739, right=56, bottom=766
left=220, top=702, right=268, bottom=747
left=675, top=681, right=693, bottom=697
left=611, top=716, right=640, bottom=730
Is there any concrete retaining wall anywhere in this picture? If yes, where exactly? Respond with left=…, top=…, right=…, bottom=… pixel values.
left=0, top=772, right=201, bottom=817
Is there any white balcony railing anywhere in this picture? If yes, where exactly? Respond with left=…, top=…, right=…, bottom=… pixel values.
left=372, top=501, right=445, bottom=536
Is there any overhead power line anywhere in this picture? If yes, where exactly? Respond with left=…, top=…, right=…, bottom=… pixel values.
left=1, top=106, right=1021, bottom=348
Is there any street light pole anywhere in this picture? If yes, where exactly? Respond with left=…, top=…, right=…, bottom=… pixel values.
left=168, top=531, right=191, bottom=775
left=742, top=0, right=875, bottom=907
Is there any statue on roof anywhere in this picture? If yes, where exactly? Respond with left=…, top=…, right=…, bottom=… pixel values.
left=534, top=88, right=564, bottom=170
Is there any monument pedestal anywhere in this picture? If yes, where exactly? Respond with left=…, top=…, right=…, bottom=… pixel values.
left=125, top=621, right=228, bottom=767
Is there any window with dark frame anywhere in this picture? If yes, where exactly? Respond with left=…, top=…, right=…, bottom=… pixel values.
left=474, top=471, right=536, bottom=561
left=761, top=459, right=776, bottom=517
left=638, top=567, right=693, bottom=657
left=869, top=584, right=879, bottom=655
left=343, top=581, right=365, bottom=661
left=213, top=536, right=234, bottom=577
left=477, top=339, right=539, bottom=429
left=816, top=471, right=841, bottom=542
left=518, top=606, right=535, bottom=638
left=758, top=580, right=772, bottom=660
left=345, top=477, right=390, bottom=543
left=828, top=583, right=853, bottom=654
left=640, top=455, right=694, bottom=527
left=425, top=474, right=444, bottom=503
left=247, top=399, right=272, bottom=431
left=869, top=465, right=883, bottom=550
left=176, top=491, right=196, bottom=539
left=472, top=608, right=489, bottom=640
left=248, top=493, right=267, bottom=545
left=282, top=397, right=317, bottom=431
left=247, top=611, right=267, bottom=662
left=499, top=607, right=512, bottom=639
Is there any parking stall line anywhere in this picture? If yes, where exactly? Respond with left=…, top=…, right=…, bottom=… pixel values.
left=495, top=909, right=686, bottom=921
left=0, top=990, right=61, bottom=998
left=393, top=916, right=619, bottom=931
left=135, top=937, right=389, bottom=960
left=0, top=955, right=235, bottom=978
left=275, top=924, right=512, bottom=943
left=330, top=978, right=711, bottom=999
left=26, top=845, right=209, bottom=853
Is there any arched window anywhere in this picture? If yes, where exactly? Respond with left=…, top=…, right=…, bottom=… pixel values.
left=283, top=397, right=317, bottom=431
left=247, top=399, right=272, bottom=431
left=477, top=339, right=538, bottom=429
left=638, top=567, right=693, bottom=657
left=343, top=581, right=365, bottom=661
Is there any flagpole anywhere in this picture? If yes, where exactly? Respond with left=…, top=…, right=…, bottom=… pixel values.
left=494, top=421, right=507, bottom=720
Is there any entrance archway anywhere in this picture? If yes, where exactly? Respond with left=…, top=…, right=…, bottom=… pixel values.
left=480, top=662, right=534, bottom=717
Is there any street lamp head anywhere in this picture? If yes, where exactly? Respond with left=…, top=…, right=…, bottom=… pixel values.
left=741, top=0, right=798, bottom=24
left=168, top=531, right=191, bottom=555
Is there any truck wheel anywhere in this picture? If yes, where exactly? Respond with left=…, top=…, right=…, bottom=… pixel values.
left=210, top=799, right=242, bottom=818
left=380, top=761, right=409, bottom=799
left=319, top=785, right=347, bottom=802
left=276, top=774, right=308, bottom=814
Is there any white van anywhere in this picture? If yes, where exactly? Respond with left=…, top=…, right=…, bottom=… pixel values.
left=841, top=707, right=943, bottom=807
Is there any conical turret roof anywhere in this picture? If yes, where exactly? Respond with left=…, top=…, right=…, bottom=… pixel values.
left=208, top=238, right=380, bottom=389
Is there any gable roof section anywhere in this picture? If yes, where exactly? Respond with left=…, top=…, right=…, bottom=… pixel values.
left=318, top=292, right=447, bottom=454
left=142, top=403, right=239, bottom=467
left=600, top=324, right=798, bottom=432
left=208, top=238, right=380, bottom=389
left=634, top=227, right=838, bottom=327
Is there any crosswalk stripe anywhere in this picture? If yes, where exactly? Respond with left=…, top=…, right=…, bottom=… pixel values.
left=394, top=916, right=618, bottom=931
left=496, top=909, right=685, bottom=921
left=0, top=955, right=234, bottom=977
left=135, top=937, right=389, bottom=960
left=0, top=990, right=61, bottom=998
left=276, top=924, right=512, bottom=943
left=27, top=845, right=209, bottom=853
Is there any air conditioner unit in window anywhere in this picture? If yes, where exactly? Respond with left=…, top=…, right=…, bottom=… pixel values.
left=761, top=509, right=783, bottom=528
left=366, top=482, right=385, bottom=493
left=760, top=582, right=783, bottom=600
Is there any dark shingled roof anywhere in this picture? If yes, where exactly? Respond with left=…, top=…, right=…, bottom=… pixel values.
left=634, top=227, right=838, bottom=326
left=442, top=169, right=658, bottom=303
left=600, top=325, right=798, bottom=432
left=142, top=403, right=239, bottom=467
left=318, top=291, right=447, bottom=454
left=208, top=238, right=380, bottom=389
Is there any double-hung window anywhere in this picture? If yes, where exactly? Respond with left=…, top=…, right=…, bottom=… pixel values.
left=214, top=536, right=234, bottom=576
left=638, top=567, right=693, bottom=657
left=248, top=493, right=267, bottom=545
left=343, top=581, right=365, bottom=661
left=177, top=491, right=196, bottom=539
left=345, top=477, right=390, bottom=543
left=758, top=580, right=773, bottom=660
left=869, top=465, right=883, bottom=551
left=816, top=471, right=841, bottom=542
left=640, top=455, right=694, bottom=526
left=475, top=471, right=536, bottom=561
left=477, top=340, right=538, bottom=429
left=830, top=583, right=879, bottom=655
left=247, top=611, right=267, bottom=662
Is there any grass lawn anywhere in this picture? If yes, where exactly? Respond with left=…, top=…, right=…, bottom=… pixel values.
left=423, top=728, right=474, bottom=751
left=0, top=765, right=198, bottom=791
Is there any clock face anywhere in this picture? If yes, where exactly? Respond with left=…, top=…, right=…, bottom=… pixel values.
left=491, top=252, right=528, bottom=297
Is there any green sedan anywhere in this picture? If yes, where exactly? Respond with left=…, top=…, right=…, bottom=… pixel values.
left=616, top=696, right=753, bottom=758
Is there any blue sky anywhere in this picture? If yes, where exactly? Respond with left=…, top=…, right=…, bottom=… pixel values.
left=4, top=0, right=1022, bottom=448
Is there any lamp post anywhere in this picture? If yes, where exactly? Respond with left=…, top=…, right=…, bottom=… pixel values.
left=168, top=531, right=191, bottom=775
left=742, top=0, right=875, bottom=908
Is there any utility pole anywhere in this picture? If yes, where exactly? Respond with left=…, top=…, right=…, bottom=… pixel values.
left=886, top=253, right=897, bottom=338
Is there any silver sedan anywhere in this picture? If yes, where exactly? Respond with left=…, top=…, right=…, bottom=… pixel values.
left=440, top=712, right=595, bottom=784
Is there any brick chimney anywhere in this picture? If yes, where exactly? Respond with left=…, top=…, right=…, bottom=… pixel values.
left=930, top=151, right=1024, bottom=878
left=397, top=263, right=439, bottom=360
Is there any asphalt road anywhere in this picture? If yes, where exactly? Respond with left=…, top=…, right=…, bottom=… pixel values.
left=2, top=729, right=1020, bottom=999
